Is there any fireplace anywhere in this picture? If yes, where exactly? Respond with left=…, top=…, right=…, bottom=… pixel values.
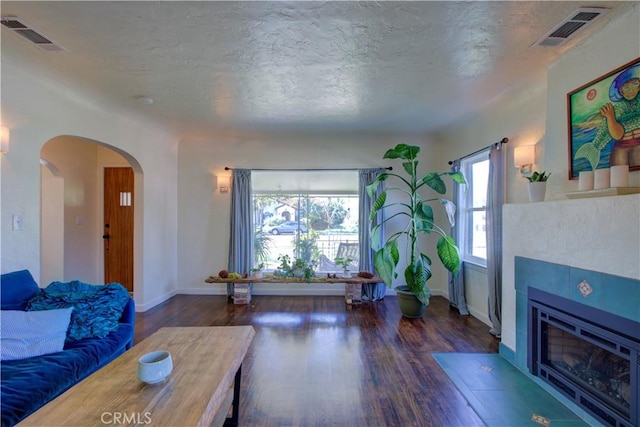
left=528, top=288, right=640, bottom=427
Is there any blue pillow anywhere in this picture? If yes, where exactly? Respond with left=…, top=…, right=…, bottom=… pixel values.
left=0, top=307, right=73, bottom=360
left=26, top=281, right=130, bottom=341
left=0, top=270, right=40, bottom=310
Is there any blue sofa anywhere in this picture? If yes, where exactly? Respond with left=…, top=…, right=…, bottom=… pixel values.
left=0, top=270, right=135, bottom=427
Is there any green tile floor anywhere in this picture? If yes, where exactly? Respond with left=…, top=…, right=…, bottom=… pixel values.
left=433, top=353, right=590, bottom=427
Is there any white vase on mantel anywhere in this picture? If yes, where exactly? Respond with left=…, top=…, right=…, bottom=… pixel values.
left=528, top=182, right=546, bottom=202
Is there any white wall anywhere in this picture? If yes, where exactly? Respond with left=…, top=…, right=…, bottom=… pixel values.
left=544, top=7, right=640, bottom=198
left=40, top=162, right=64, bottom=286
left=432, top=5, right=639, bottom=324
left=41, top=138, right=100, bottom=283
left=176, top=133, right=454, bottom=296
left=500, top=6, right=640, bottom=352
left=431, top=73, right=548, bottom=322
left=1, top=42, right=179, bottom=311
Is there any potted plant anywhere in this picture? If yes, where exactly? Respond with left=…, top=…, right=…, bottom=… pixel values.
left=334, top=257, right=353, bottom=278
left=274, top=254, right=294, bottom=278
left=293, top=258, right=317, bottom=282
left=367, top=144, right=465, bottom=318
left=291, top=257, right=309, bottom=279
left=525, top=170, right=551, bottom=202
left=274, top=255, right=316, bottom=282
left=250, top=263, right=265, bottom=279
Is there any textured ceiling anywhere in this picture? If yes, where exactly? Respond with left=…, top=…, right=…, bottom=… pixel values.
left=1, top=1, right=633, bottom=138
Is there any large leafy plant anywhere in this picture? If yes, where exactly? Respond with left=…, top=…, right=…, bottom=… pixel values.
left=366, top=144, right=465, bottom=305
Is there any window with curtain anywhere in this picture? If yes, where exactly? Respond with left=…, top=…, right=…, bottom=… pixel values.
left=457, top=151, right=490, bottom=267
left=252, top=171, right=360, bottom=273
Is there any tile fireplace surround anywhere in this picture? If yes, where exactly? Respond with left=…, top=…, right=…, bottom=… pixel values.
left=501, top=194, right=640, bottom=425
left=518, top=257, right=639, bottom=425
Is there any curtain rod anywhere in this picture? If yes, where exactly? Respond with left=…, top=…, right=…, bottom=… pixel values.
left=224, top=166, right=392, bottom=172
left=448, top=137, right=509, bottom=165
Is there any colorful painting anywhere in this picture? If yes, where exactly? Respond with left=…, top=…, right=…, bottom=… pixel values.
left=567, top=58, right=640, bottom=179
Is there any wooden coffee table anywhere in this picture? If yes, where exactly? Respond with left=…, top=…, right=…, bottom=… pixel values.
left=19, top=326, right=255, bottom=427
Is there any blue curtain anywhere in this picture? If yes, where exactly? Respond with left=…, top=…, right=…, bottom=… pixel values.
left=227, top=169, right=253, bottom=297
left=486, top=144, right=505, bottom=337
left=448, top=160, right=469, bottom=315
left=359, top=168, right=386, bottom=301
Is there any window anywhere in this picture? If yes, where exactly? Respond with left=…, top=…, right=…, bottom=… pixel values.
left=457, top=151, right=489, bottom=267
left=252, top=171, right=360, bottom=273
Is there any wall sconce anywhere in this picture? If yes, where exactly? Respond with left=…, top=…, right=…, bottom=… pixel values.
left=0, top=126, right=9, bottom=154
left=514, top=145, right=535, bottom=174
left=215, top=175, right=230, bottom=193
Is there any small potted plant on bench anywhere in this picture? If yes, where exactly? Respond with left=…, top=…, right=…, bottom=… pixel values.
left=274, top=255, right=317, bottom=282
left=334, top=257, right=353, bottom=278
left=250, top=263, right=265, bottom=279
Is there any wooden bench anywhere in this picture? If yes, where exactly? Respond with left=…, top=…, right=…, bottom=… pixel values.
left=205, top=275, right=382, bottom=305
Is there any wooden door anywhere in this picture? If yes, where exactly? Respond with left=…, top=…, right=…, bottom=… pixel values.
left=104, top=167, right=134, bottom=292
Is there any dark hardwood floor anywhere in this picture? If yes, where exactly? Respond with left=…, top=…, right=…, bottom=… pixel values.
left=135, top=295, right=499, bottom=427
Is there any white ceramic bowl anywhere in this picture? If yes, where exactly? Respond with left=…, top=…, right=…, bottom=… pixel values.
left=137, top=350, right=172, bottom=384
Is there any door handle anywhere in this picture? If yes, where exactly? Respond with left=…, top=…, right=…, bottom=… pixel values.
left=103, top=234, right=110, bottom=239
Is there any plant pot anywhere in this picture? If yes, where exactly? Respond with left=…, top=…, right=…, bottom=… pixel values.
left=395, top=286, right=429, bottom=318
left=528, top=182, right=546, bottom=202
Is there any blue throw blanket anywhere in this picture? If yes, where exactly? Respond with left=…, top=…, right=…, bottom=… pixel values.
left=27, top=281, right=131, bottom=341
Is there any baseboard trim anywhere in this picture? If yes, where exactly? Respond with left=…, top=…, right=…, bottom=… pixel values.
left=135, top=289, right=177, bottom=312
left=467, top=305, right=491, bottom=327
left=432, top=290, right=491, bottom=327
left=499, top=342, right=516, bottom=365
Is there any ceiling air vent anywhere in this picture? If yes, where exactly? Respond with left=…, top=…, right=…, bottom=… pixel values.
left=1, top=16, right=67, bottom=52
left=533, top=7, right=608, bottom=48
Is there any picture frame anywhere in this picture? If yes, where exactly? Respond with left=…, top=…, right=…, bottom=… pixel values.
left=567, top=57, right=640, bottom=179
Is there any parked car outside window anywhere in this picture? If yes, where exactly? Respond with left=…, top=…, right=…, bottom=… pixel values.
left=268, top=221, right=307, bottom=235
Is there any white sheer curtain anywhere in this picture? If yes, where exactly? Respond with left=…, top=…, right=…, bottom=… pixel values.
left=359, top=168, right=386, bottom=301
left=486, top=144, right=505, bottom=337
left=227, top=169, right=253, bottom=297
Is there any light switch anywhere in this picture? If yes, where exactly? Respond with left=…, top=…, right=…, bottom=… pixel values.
left=12, top=214, right=23, bottom=231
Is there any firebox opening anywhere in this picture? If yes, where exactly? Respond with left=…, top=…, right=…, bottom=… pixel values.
left=528, top=288, right=639, bottom=427
left=544, top=324, right=630, bottom=415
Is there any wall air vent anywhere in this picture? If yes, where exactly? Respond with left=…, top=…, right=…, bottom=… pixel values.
left=533, top=7, right=608, bottom=48
left=1, top=16, right=67, bottom=52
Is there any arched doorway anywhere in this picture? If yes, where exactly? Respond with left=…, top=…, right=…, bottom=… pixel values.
left=40, top=136, right=143, bottom=295
left=40, top=159, right=64, bottom=286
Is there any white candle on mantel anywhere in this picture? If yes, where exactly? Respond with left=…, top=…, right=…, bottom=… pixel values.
left=578, top=171, right=594, bottom=191
left=594, top=168, right=610, bottom=190
left=610, top=165, right=629, bottom=188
